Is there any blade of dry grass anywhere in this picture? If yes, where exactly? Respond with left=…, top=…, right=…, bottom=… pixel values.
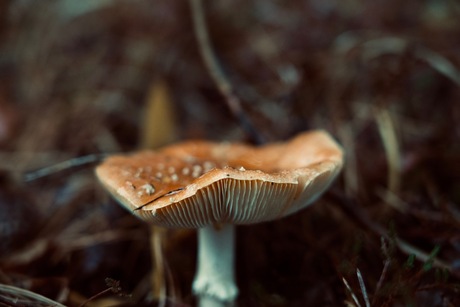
left=342, top=276, right=362, bottom=307
left=374, top=107, right=403, bottom=211
left=329, top=191, right=454, bottom=274
left=356, top=269, right=370, bottom=307
left=0, top=284, right=65, bottom=307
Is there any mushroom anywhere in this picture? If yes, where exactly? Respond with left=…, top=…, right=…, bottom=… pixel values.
left=96, top=130, right=343, bottom=306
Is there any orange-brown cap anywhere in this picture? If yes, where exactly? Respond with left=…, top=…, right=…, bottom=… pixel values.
left=96, top=130, right=343, bottom=228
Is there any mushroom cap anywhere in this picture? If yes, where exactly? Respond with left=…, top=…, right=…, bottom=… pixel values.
left=96, top=130, right=343, bottom=228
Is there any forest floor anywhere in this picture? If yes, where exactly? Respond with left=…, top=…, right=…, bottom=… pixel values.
left=0, top=1, right=459, bottom=306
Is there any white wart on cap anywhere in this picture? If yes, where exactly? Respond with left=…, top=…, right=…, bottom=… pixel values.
left=96, top=130, right=344, bottom=228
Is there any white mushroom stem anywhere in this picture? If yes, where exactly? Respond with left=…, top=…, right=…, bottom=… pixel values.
left=193, top=224, right=238, bottom=307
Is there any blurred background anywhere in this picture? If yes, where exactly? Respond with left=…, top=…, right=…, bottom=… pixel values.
left=0, top=0, right=459, bottom=306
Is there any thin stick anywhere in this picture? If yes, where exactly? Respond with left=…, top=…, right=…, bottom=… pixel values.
left=23, top=153, right=108, bottom=182
left=189, top=0, right=265, bottom=144
left=79, top=288, right=113, bottom=307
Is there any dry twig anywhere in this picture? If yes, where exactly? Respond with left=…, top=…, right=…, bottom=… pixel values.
left=189, top=0, right=265, bottom=144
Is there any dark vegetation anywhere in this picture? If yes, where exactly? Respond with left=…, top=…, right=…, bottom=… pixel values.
left=0, top=0, right=459, bottom=306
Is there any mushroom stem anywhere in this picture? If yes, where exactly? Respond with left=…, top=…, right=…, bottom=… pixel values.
left=193, top=224, right=238, bottom=307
